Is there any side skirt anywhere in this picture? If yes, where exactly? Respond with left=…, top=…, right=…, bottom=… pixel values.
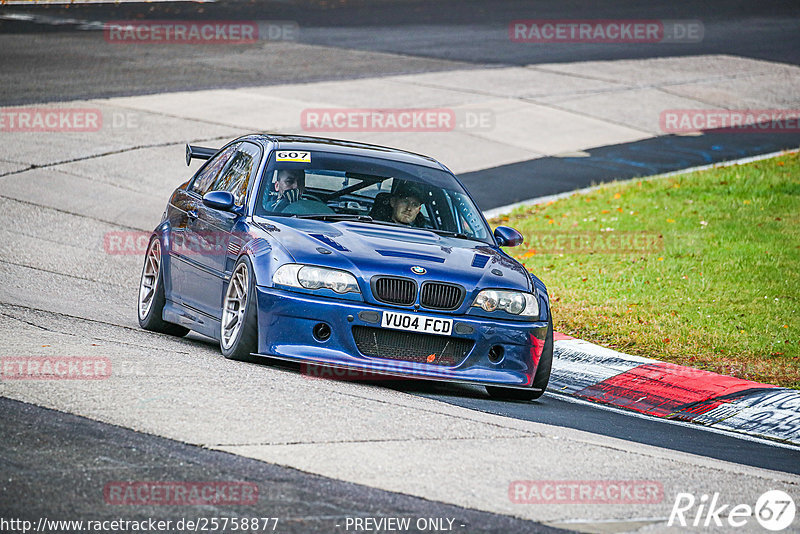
left=163, top=299, right=221, bottom=341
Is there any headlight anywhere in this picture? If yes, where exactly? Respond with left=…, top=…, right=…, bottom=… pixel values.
left=273, top=264, right=360, bottom=294
left=472, top=289, right=538, bottom=317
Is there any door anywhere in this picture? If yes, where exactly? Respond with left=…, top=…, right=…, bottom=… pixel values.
left=169, top=142, right=240, bottom=313
left=181, top=142, right=262, bottom=319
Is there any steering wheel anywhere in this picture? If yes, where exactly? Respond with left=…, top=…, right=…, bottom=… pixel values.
left=302, top=192, right=326, bottom=203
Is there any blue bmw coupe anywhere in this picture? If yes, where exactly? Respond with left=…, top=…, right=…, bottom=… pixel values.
left=138, top=134, right=552, bottom=400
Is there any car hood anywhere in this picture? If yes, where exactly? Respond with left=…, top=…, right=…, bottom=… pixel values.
left=252, top=216, right=531, bottom=292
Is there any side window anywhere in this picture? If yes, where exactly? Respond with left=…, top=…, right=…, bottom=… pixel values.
left=451, top=191, right=488, bottom=239
left=189, top=143, right=240, bottom=196
left=209, top=142, right=261, bottom=206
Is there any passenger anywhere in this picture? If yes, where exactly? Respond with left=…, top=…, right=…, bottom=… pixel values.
left=265, top=169, right=305, bottom=212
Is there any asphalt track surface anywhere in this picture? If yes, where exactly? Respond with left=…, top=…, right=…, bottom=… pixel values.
left=2, top=0, right=799, bottom=210
left=464, top=130, right=800, bottom=210
left=405, top=383, right=800, bottom=476
left=0, top=397, right=564, bottom=533
left=1, top=0, right=799, bottom=105
left=2, top=0, right=800, bottom=530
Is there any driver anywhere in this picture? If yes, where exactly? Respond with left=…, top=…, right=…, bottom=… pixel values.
left=389, top=182, right=425, bottom=225
left=265, top=169, right=305, bottom=212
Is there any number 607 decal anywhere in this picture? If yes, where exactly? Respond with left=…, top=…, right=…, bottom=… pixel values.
left=275, top=150, right=311, bottom=163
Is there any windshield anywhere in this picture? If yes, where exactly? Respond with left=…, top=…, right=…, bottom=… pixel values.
left=254, top=150, right=492, bottom=243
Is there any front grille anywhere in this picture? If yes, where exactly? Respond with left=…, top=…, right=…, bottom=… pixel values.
left=353, top=326, right=473, bottom=366
left=420, top=282, right=465, bottom=310
left=372, top=276, right=416, bottom=306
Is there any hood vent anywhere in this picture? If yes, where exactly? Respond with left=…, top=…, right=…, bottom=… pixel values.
left=471, top=254, right=490, bottom=268
left=310, top=233, right=350, bottom=252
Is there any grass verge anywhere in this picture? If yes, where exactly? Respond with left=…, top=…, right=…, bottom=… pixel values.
left=491, top=152, right=800, bottom=389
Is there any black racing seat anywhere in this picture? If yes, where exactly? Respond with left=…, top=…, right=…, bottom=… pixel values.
left=368, top=192, right=393, bottom=221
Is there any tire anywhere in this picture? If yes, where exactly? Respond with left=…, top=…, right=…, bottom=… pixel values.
left=137, top=236, right=190, bottom=337
left=220, top=255, right=259, bottom=362
left=485, top=321, right=553, bottom=402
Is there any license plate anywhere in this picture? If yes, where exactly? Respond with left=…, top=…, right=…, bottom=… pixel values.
left=381, top=311, right=453, bottom=336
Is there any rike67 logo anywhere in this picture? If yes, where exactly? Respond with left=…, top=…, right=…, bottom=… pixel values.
left=669, top=490, right=795, bottom=531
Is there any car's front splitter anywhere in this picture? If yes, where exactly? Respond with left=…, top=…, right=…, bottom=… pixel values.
left=254, top=286, right=549, bottom=388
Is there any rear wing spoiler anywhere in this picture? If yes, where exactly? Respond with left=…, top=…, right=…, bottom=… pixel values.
left=185, top=144, right=217, bottom=166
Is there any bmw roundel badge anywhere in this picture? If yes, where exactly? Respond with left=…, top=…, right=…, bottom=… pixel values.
left=410, top=266, right=426, bottom=275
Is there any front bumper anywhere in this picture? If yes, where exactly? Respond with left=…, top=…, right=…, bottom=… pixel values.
left=254, top=286, right=549, bottom=388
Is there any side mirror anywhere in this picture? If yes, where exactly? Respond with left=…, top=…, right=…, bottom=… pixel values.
left=202, top=191, right=237, bottom=212
left=494, top=226, right=524, bottom=247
